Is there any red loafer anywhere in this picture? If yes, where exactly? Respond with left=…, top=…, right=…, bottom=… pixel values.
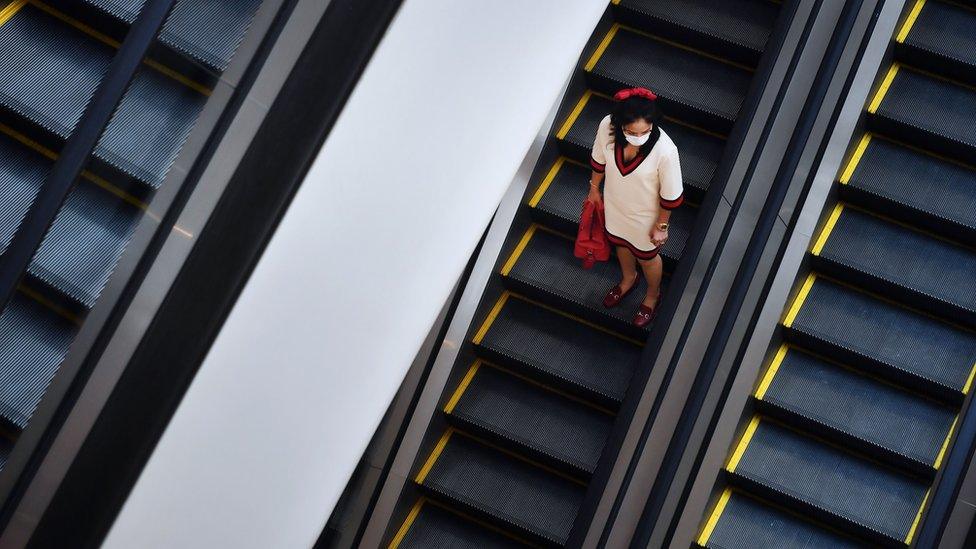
left=633, top=291, right=662, bottom=328
left=603, top=272, right=640, bottom=308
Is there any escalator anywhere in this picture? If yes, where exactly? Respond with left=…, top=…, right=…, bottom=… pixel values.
left=0, top=0, right=262, bottom=468
left=696, top=1, right=976, bottom=546
left=386, top=1, right=783, bottom=546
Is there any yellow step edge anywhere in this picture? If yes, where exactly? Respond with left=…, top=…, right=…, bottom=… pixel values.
left=529, top=158, right=567, bottom=208
left=29, top=0, right=211, bottom=96
left=557, top=90, right=594, bottom=140
left=934, top=416, right=958, bottom=469
left=443, top=361, right=481, bottom=413
left=868, top=64, right=900, bottom=114
left=755, top=344, right=789, bottom=400
left=905, top=489, right=930, bottom=545
left=964, top=362, right=976, bottom=394
left=500, top=225, right=538, bottom=276
left=415, top=428, right=454, bottom=484
left=896, top=0, right=927, bottom=43
left=726, top=416, right=761, bottom=472
left=696, top=488, right=732, bottom=546
left=810, top=203, right=844, bottom=256
left=584, top=24, right=620, bottom=72
left=838, top=133, right=872, bottom=184
left=471, top=292, right=511, bottom=345
left=782, top=273, right=816, bottom=327
left=0, top=0, right=27, bottom=26
left=388, top=497, right=425, bottom=549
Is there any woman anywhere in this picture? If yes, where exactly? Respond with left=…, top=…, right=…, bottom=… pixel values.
left=587, top=87, right=683, bottom=328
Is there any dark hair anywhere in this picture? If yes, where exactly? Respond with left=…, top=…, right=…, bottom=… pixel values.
left=609, top=95, right=663, bottom=155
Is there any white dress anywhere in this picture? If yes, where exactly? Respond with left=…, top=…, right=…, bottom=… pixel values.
left=590, top=114, right=683, bottom=259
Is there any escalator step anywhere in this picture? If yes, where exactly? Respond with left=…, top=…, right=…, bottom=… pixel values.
left=392, top=500, right=522, bottom=549
left=813, top=204, right=976, bottom=323
left=417, top=431, right=586, bottom=546
left=82, top=0, right=263, bottom=72
left=839, top=134, right=976, bottom=243
left=527, top=157, right=698, bottom=260
left=0, top=3, right=206, bottom=189
left=785, top=275, right=976, bottom=400
left=0, top=134, right=48, bottom=256
left=30, top=181, right=141, bottom=308
left=870, top=64, right=976, bottom=160
left=586, top=25, right=753, bottom=134
left=757, top=345, right=956, bottom=471
left=698, top=489, right=861, bottom=549
left=557, top=92, right=723, bottom=204
left=0, top=293, right=75, bottom=429
left=614, top=0, right=780, bottom=67
left=445, top=362, right=613, bottom=476
left=898, top=0, right=976, bottom=85
left=473, top=292, right=641, bottom=408
left=727, top=419, right=928, bottom=544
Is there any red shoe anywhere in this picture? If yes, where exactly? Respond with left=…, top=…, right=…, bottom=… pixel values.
left=633, top=291, right=662, bottom=328
left=602, top=272, right=640, bottom=308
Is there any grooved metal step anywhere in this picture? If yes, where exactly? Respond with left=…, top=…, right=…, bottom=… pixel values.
left=556, top=93, right=724, bottom=204
left=870, top=64, right=976, bottom=160
left=393, top=500, right=522, bottom=549
left=418, top=432, right=586, bottom=546
left=0, top=3, right=206, bottom=189
left=813, top=205, right=976, bottom=325
left=586, top=25, right=753, bottom=134
left=473, top=293, right=641, bottom=408
left=898, top=0, right=976, bottom=85
left=784, top=275, right=976, bottom=401
left=614, top=0, right=780, bottom=67
left=82, top=0, right=263, bottom=72
left=0, top=134, right=48, bottom=256
left=727, top=419, right=929, bottom=545
left=839, top=134, right=976, bottom=244
left=0, top=293, right=75, bottom=430
left=445, top=363, right=613, bottom=476
left=756, top=345, right=956, bottom=472
left=698, top=489, right=861, bottom=549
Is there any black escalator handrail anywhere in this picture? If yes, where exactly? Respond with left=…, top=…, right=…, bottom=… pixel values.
left=0, top=0, right=176, bottom=315
left=628, top=0, right=867, bottom=546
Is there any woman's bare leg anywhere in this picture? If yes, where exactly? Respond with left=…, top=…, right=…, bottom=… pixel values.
left=615, top=246, right=640, bottom=292
left=637, top=254, right=663, bottom=307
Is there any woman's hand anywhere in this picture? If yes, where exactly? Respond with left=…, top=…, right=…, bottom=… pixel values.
left=588, top=187, right=603, bottom=206
left=649, top=227, right=668, bottom=247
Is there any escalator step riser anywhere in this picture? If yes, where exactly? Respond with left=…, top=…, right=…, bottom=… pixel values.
left=896, top=0, right=976, bottom=87
left=728, top=420, right=928, bottom=544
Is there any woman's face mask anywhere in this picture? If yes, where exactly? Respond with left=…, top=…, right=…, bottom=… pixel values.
left=623, top=122, right=652, bottom=146
left=624, top=132, right=650, bottom=146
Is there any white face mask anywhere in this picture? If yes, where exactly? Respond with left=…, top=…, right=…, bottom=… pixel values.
left=624, top=130, right=651, bottom=147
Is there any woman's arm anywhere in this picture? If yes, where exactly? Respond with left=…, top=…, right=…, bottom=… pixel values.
left=651, top=146, right=683, bottom=246
left=588, top=171, right=605, bottom=204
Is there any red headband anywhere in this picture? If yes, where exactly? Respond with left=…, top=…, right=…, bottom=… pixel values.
left=613, top=87, right=657, bottom=102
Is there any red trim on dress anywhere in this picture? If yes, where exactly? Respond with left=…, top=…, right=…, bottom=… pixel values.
left=606, top=230, right=661, bottom=259
left=590, top=157, right=606, bottom=173
left=614, top=142, right=647, bottom=176
left=660, top=193, right=684, bottom=210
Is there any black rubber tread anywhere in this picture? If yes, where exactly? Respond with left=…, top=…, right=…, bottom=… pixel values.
left=557, top=93, right=722, bottom=204
left=614, top=0, right=780, bottom=67
left=527, top=155, right=698, bottom=261
left=814, top=206, right=976, bottom=325
left=839, top=135, right=976, bottom=244
left=757, top=346, right=956, bottom=472
left=419, top=433, right=586, bottom=546
left=81, top=0, right=263, bottom=72
left=785, top=276, right=976, bottom=402
left=473, top=294, right=640, bottom=409
left=870, top=65, right=976, bottom=161
left=447, top=364, right=613, bottom=476
left=0, top=293, right=75, bottom=430
left=502, top=226, right=674, bottom=338
left=396, top=502, right=523, bottom=549
left=729, top=420, right=928, bottom=544
left=702, top=490, right=862, bottom=549
left=586, top=26, right=753, bottom=134
left=0, top=134, right=48, bottom=257
left=898, top=0, right=976, bottom=86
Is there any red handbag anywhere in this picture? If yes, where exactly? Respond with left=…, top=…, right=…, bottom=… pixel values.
left=574, top=199, right=610, bottom=269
